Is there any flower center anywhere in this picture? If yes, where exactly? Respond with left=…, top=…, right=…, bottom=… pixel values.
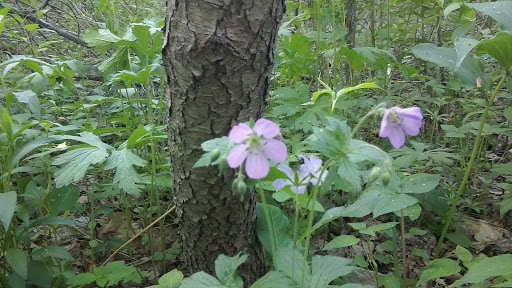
left=246, top=133, right=263, bottom=151
left=388, top=109, right=404, bottom=127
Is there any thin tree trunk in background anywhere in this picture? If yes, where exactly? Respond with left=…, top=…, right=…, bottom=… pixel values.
left=162, top=0, right=285, bottom=284
left=345, top=0, right=356, bottom=84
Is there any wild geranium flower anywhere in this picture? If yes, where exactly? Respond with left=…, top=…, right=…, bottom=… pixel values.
left=299, top=155, right=327, bottom=185
left=227, top=118, right=287, bottom=179
left=272, top=164, right=310, bottom=194
left=379, top=106, right=423, bottom=148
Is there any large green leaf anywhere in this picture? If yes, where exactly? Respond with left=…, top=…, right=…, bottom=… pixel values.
left=49, top=185, right=80, bottom=216
left=215, top=253, right=247, bottom=287
left=181, top=272, right=225, bottom=288
left=53, top=147, right=109, bottom=188
left=32, top=245, right=74, bottom=262
left=276, top=247, right=311, bottom=285
left=466, top=2, right=512, bottom=32
left=412, top=44, right=457, bottom=70
left=310, top=255, right=358, bottom=288
left=6, top=248, right=28, bottom=280
left=372, top=194, right=418, bottom=218
left=314, top=190, right=380, bottom=229
left=104, top=149, right=147, bottom=195
left=12, top=90, right=40, bottom=120
left=310, top=118, right=351, bottom=159
left=337, top=157, right=361, bottom=191
left=0, top=191, right=16, bottom=230
left=454, top=37, right=480, bottom=70
left=250, top=271, right=295, bottom=288
left=256, top=203, right=292, bottom=253
left=401, top=173, right=441, bottom=194
left=417, top=258, right=461, bottom=286
left=476, top=32, right=512, bottom=70
left=323, top=235, right=360, bottom=250
left=452, top=255, right=512, bottom=286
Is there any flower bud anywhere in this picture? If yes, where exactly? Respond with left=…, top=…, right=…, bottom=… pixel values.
left=381, top=172, right=391, bottom=186
left=218, top=157, right=228, bottom=173
left=368, top=167, right=380, bottom=183
left=237, top=181, right=247, bottom=196
left=210, top=149, right=220, bottom=162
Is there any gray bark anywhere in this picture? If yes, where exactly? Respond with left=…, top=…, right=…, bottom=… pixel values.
left=162, top=0, right=285, bottom=284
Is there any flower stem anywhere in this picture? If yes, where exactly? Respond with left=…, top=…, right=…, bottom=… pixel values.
left=400, top=209, right=407, bottom=288
left=433, top=75, right=508, bottom=259
left=258, top=180, right=279, bottom=270
left=350, top=103, right=386, bottom=139
left=301, top=158, right=334, bottom=288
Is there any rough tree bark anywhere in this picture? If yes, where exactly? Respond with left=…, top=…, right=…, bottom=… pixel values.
left=162, top=0, right=285, bottom=283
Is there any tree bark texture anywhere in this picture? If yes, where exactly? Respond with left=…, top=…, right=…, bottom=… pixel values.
left=345, top=0, right=357, bottom=84
left=162, top=0, right=285, bottom=283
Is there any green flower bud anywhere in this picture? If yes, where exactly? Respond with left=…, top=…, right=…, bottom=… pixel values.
left=210, top=149, right=220, bottom=162
left=218, top=157, right=228, bottom=173
left=381, top=172, right=391, bottom=186
left=368, top=167, right=380, bottom=183
left=237, top=181, right=247, bottom=196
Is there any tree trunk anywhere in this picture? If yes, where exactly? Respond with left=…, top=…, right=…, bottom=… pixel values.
left=162, top=0, right=285, bottom=284
left=345, top=0, right=356, bottom=85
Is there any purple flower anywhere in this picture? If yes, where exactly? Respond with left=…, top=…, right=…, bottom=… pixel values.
left=299, top=154, right=327, bottom=185
left=272, top=164, right=310, bottom=194
left=379, top=106, right=423, bottom=149
left=227, top=118, right=287, bottom=179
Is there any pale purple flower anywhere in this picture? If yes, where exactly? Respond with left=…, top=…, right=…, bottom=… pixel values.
left=379, top=106, right=423, bottom=149
left=298, top=154, right=327, bottom=185
left=227, top=118, right=287, bottom=179
left=272, top=164, right=310, bottom=194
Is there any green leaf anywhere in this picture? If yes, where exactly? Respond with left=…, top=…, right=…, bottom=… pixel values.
left=310, top=255, right=358, bottom=287
left=127, top=124, right=149, bottom=149
left=454, top=37, right=479, bottom=70
left=93, top=261, right=144, bottom=287
left=6, top=248, right=28, bottom=280
left=0, top=191, right=17, bottom=230
left=372, top=194, right=418, bottom=218
left=401, top=173, right=441, bottom=194
left=323, top=235, right=359, bottom=250
left=158, top=269, right=183, bottom=288
left=256, top=203, right=292, bottom=253
left=104, top=149, right=147, bottom=195
left=360, top=222, right=399, bottom=236
left=250, top=271, right=295, bottom=288
left=417, top=258, right=461, bottom=286
left=412, top=44, right=457, bottom=70
left=310, top=117, right=351, bottom=159
left=194, top=137, right=233, bottom=168
left=215, top=253, right=247, bottom=286
left=12, top=90, right=40, bottom=119
left=504, top=106, right=512, bottom=123
left=465, top=2, right=512, bottom=32
left=500, top=198, right=512, bottom=218
left=0, top=105, right=13, bottom=140
left=276, top=247, right=311, bottom=285
left=53, top=147, right=109, bottom=188
left=455, top=245, right=473, bottom=264
left=476, top=32, right=512, bottom=70
left=452, top=255, right=512, bottom=286
left=314, top=190, right=380, bottom=228
left=67, top=273, right=96, bottom=286
left=412, top=248, right=430, bottom=259
left=394, top=203, right=422, bottom=221
left=337, top=157, right=361, bottom=191
left=334, top=82, right=381, bottom=101
left=26, top=260, right=52, bottom=288
left=446, top=232, right=472, bottom=248
left=49, top=185, right=80, bottom=216
left=84, top=29, right=122, bottom=48
left=32, top=245, right=74, bottom=261
left=25, top=24, right=39, bottom=31
left=29, top=216, right=75, bottom=228
left=181, top=272, right=225, bottom=288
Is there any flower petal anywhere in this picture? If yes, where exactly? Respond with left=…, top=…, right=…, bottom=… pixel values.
left=227, top=144, right=248, bottom=168
left=254, top=118, right=280, bottom=138
left=291, top=185, right=307, bottom=194
left=388, top=126, right=406, bottom=148
left=400, top=117, right=422, bottom=136
left=229, top=123, right=253, bottom=143
left=264, top=139, right=287, bottom=163
left=379, top=108, right=393, bottom=137
left=277, top=164, right=295, bottom=179
left=273, top=178, right=292, bottom=190
left=245, top=152, right=269, bottom=179
left=397, top=107, right=423, bottom=120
